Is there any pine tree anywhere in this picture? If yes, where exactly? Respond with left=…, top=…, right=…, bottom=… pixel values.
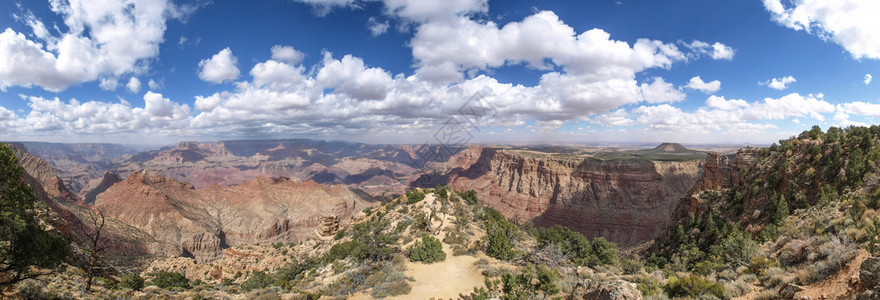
left=0, top=144, right=69, bottom=285
left=769, top=194, right=789, bottom=225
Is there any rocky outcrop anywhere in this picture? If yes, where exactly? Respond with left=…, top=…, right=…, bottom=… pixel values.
left=449, top=148, right=701, bottom=247
left=861, top=257, right=880, bottom=289
left=83, top=172, right=122, bottom=203
left=571, top=280, right=643, bottom=300
left=315, top=215, right=340, bottom=238
left=695, top=148, right=760, bottom=190
left=94, top=171, right=375, bottom=262
left=659, top=148, right=762, bottom=244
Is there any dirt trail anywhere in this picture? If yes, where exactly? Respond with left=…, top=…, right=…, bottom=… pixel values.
left=797, top=248, right=868, bottom=299
left=389, top=193, right=487, bottom=300
left=732, top=249, right=869, bottom=300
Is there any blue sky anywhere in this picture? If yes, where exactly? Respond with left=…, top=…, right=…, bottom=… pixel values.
left=0, top=0, right=879, bottom=145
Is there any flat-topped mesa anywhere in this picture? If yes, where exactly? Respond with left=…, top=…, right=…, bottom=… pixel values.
left=448, top=147, right=702, bottom=247
left=653, top=143, right=690, bottom=153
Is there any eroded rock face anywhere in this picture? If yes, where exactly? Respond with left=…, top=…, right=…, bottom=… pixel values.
left=571, top=280, right=643, bottom=300
left=695, top=148, right=760, bottom=190
left=95, top=170, right=375, bottom=262
left=449, top=148, right=701, bottom=247
left=315, top=215, right=340, bottom=238
left=7, top=143, right=153, bottom=259
left=83, top=172, right=122, bottom=204
left=861, top=257, right=880, bottom=289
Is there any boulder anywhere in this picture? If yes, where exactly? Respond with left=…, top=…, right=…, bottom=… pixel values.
left=860, top=257, right=880, bottom=288
left=571, top=280, right=642, bottom=300
left=777, top=283, right=803, bottom=299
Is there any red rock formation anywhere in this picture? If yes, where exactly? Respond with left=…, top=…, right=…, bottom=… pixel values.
left=656, top=148, right=761, bottom=247
left=83, top=172, right=122, bottom=203
left=94, top=170, right=375, bottom=262
left=449, top=148, right=701, bottom=247
left=695, top=148, right=760, bottom=190
left=7, top=143, right=153, bottom=259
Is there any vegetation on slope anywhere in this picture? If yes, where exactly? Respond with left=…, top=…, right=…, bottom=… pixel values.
left=0, top=143, right=70, bottom=286
left=644, top=125, right=880, bottom=298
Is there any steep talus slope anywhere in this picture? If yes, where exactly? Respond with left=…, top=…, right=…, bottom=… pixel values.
left=449, top=147, right=702, bottom=247
left=94, top=170, right=376, bottom=262
left=95, top=170, right=221, bottom=261
left=6, top=143, right=155, bottom=260
left=197, top=176, right=371, bottom=246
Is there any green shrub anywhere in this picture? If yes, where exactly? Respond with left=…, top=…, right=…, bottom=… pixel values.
left=119, top=273, right=145, bottom=291
left=591, top=237, right=619, bottom=266
left=334, top=229, right=346, bottom=240
left=497, top=265, right=559, bottom=299
left=483, top=208, right=517, bottom=260
left=408, top=234, right=446, bottom=263
left=710, top=227, right=757, bottom=267
left=459, top=190, right=479, bottom=206
left=324, top=240, right=367, bottom=262
left=534, top=225, right=592, bottom=265
left=748, top=256, right=780, bottom=277
left=865, top=217, right=880, bottom=254
left=241, top=271, right=274, bottom=292
left=662, top=274, right=724, bottom=298
left=406, top=190, right=426, bottom=204
left=769, top=194, right=790, bottom=225
left=152, top=271, right=190, bottom=289
left=0, top=144, right=70, bottom=286
left=636, top=280, right=663, bottom=297
left=96, top=277, right=117, bottom=290
left=372, top=279, right=412, bottom=298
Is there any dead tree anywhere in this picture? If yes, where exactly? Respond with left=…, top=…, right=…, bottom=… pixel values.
left=81, top=207, right=106, bottom=292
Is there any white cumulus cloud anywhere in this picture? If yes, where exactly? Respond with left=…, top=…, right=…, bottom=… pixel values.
left=0, top=0, right=194, bottom=92
left=763, top=0, right=880, bottom=60
left=866, top=74, right=873, bottom=85
left=270, top=45, right=305, bottom=65
left=685, top=76, right=721, bottom=93
left=760, top=76, right=797, bottom=90
left=126, top=77, right=141, bottom=93
left=368, top=17, right=390, bottom=36
left=198, top=48, right=241, bottom=84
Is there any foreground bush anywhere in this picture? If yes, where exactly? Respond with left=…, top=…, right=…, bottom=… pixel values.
left=119, top=273, right=145, bottom=291
left=408, top=234, right=446, bottom=263
left=153, top=271, right=190, bottom=289
left=241, top=271, right=274, bottom=292
left=483, top=208, right=518, bottom=260
left=406, top=190, right=426, bottom=204
left=663, top=274, right=724, bottom=298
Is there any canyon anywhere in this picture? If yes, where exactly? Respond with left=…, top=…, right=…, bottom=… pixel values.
left=7, top=142, right=377, bottom=264
left=447, top=145, right=704, bottom=247
left=12, top=139, right=709, bottom=261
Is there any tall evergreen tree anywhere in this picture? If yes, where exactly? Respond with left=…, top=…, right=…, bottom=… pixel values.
left=0, top=144, right=69, bottom=286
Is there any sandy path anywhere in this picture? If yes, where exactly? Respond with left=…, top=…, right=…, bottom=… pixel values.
left=389, top=243, right=486, bottom=300
left=389, top=193, right=487, bottom=299
left=797, top=248, right=868, bottom=299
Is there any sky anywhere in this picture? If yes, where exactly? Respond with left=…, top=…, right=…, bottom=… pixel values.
left=1, top=0, right=879, bottom=146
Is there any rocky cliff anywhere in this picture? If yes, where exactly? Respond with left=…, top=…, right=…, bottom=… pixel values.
left=94, top=170, right=376, bottom=262
left=5, top=143, right=155, bottom=261
left=449, top=147, right=702, bottom=247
